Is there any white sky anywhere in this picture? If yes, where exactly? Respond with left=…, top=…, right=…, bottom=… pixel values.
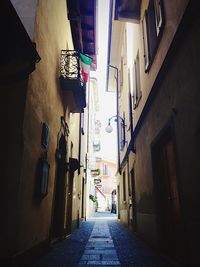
left=91, top=0, right=117, bottom=162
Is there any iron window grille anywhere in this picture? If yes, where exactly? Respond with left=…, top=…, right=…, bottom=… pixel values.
left=60, top=50, right=83, bottom=83
left=59, top=50, right=86, bottom=112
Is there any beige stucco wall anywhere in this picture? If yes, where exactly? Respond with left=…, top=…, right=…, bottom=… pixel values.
left=117, top=164, right=128, bottom=226
left=15, top=0, right=78, bottom=254
left=115, top=0, right=190, bottom=233
left=117, top=151, right=136, bottom=227
left=134, top=0, right=190, bottom=125
left=125, top=0, right=190, bottom=247
left=116, top=26, right=133, bottom=167
left=135, top=8, right=200, bottom=259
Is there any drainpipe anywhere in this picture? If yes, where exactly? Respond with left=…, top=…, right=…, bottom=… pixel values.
left=109, top=65, right=120, bottom=174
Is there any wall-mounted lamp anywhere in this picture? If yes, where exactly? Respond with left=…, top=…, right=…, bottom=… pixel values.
left=105, top=119, right=114, bottom=133
left=105, top=115, right=127, bottom=151
left=105, top=115, right=126, bottom=133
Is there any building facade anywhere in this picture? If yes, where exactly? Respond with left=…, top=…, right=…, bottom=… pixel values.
left=0, top=0, right=97, bottom=264
left=95, top=159, right=117, bottom=212
left=108, top=0, right=200, bottom=266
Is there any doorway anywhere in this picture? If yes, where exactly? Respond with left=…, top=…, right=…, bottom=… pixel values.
left=81, top=177, right=85, bottom=219
left=152, top=127, right=186, bottom=264
left=52, top=134, right=67, bottom=240
left=117, top=185, right=120, bottom=219
left=65, top=168, right=73, bottom=234
left=130, top=168, right=137, bottom=232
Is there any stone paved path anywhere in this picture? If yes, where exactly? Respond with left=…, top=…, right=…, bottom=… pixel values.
left=78, top=220, right=120, bottom=266
left=108, top=220, right=172, bottom=267
left=33, top=221, right=94, bottom=267
left=33, top=212, right=173, bottom=267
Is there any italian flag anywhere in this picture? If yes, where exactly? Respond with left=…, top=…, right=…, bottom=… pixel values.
left=80, top=53, right=92, bottom=82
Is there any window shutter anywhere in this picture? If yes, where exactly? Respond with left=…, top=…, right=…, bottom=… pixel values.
left=146, top=0, right=158, bottom=59
left=118, top=113, right=126, bottom=151
left=135, top=52, right=141, bottom=103
left=120, top=58, right=123, bottom=86
left=132, top=62, right=137, bottom=108
left=142, top=11, right=149, bottom=68
left=154, top=0, right=164, bottom=36
left=128, top=69, right=133, bottom=128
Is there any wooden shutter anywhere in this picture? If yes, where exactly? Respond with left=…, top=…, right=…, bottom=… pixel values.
left=146, top=0, right=158, bottom=59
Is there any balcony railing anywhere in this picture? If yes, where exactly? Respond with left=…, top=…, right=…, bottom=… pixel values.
left=59, top=50, right=86, bottom=113
left=60, top=50, right=81, bottom=80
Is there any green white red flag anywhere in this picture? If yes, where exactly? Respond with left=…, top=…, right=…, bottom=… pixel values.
left=80, top=53, right=92, bottom=82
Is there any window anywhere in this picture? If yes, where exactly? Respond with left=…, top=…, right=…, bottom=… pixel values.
left=120, top=57, right=123, bottom=87
left=123, top=171, right=126, bottom=201
left=70, top=141, right=73, bottom=157
left=142, top=0, right=164, bottom=71
left=142, top=13, right=149, bottom=69
left=103, top=164, right=109, bottom=176
left=81, top=113, right=85, bottom=135
left=119, top=112, right=126, bottom=151
left=154, top=0, right=164, bottom=36
left=133, top=52, right=142, bottom=109
left=93, top=141, right=101, bottom=152
left=118, top=60, right=123, bottom=98
left=120, top=29, right=127, bottom=89
left=128, top=171, right=131, bottom=197
left=128, top=69, right=132, bottom=129
left=123, top=28, right=128, bottom=65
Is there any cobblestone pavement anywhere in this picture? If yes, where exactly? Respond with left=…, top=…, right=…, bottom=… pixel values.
left=33, top=221, right=94, bottom=267
left=78, top=218, right=120, bottom=267
left=108, top=220, right=171, bottom=267
left=33, top=212, right=173, bottom=267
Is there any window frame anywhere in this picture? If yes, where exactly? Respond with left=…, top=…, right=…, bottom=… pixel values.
left=142, top=11, right=149, bottom=70
left=128, top=68, right=132, bottom=130
left=81, top=112, right=85, bottom=135
left=119, top=112, right=126, bottom=151
left=132, top=52, right=142, bottom=109
left=120, top=57, right=123, bottom=87
left=142, top=0, right=165, bottom=72
left=154, top=0, right=164, bottom=36
left=103, top=163, right=109, bottom=176
left=123, top=171, right=126, bottom=201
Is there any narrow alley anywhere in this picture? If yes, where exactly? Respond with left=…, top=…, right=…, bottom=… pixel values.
left=1, top=0, right=200, bottom=267
left=33, top=212, right=172, bottom=267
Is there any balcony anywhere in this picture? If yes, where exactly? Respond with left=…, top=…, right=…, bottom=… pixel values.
left=91, top=169, right=100, bottom=177
left=59, top=50, right=86, bottom=113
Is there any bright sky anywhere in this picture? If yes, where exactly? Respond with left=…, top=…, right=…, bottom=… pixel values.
left=91, top=0, right=117, bottom=162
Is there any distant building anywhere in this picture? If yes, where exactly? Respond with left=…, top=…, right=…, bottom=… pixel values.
left=94, top=159, right=117, bottom=211
left=86, top=78, right=100, bottom=218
